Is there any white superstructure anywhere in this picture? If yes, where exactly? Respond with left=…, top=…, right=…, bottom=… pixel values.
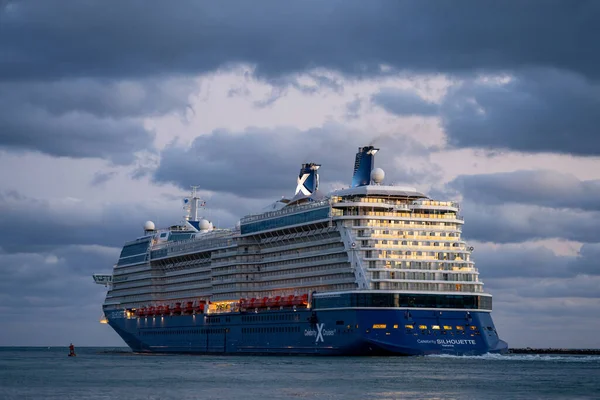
left=96, top=146, right=482, bottom=314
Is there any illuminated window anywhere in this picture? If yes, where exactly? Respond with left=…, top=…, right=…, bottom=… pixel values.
left=373, top=324, right=387, bottom=329
left=470, top=326, right=477, bottom=330
left=443, top=325, right=452, bottom=330
left=404, top=324, right=413, bottom=329
left=432, top=325, right=441, bottom=330
left=456, top=326, right=464, bottom=331
left=419, top=325, right=427, bottom=330
left=393, top=324, right=399, bottom=329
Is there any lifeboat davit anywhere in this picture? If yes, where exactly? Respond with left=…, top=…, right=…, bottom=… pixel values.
left=163, top=305, right=170, bottom=315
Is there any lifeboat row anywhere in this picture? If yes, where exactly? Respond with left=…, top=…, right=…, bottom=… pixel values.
left=136, top=301, right=206, bottom=317
left=240, top=294, right=308, bottom=309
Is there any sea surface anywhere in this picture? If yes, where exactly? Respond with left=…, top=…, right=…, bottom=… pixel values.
left=0, top=347, right=599, bottom=400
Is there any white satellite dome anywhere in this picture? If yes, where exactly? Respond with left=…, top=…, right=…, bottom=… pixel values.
left=198, top=219, right=211, bottom=230
left=143, top=221, right=156, bottom=231
left=371, top=168, right=385, bottom=184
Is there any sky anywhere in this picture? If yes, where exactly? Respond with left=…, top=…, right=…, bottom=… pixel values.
left=0, top=0, right=599, bottom=349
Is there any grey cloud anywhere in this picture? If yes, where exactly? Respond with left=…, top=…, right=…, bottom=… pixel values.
left=372, top=88, right=439, bottom=116
left=569, top=243, right=600, bottom=275
left=90, top=171, right=118, bottom=186
left=0, top=79, right=197, bottom=163
left=1, top=1, right=597, bottom=82
left=152, top=124, right=434, bottom=198
left=486, top=276, right=600, bottom=299
left=441, top=69, right=600, bottom=156
left=460, top=202, right=600, bottom=244
left=471, top=242, right=573, bottom=279
left=345, top=97, right=362, bottom=120
left=0, top=190, right=182, bottom=253
left=0, top=245, right=122, bottom=346
left=518, top=275, right=600, bottom=299
left=0, top=79, right=197, bottom=119
left=0, top=103, right=154, bottom=164
left=449, top=170, right=600, bottom=212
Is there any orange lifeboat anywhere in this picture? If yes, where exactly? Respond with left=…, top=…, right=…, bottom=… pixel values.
left=173, top=302, right=182, bottom=315
left=292, top=294, right=309, bottom=306
left=184, top=301, right=194, bottom=315
left=257, top=297, right=268, bottom=308
left=156, top=305, right=164, bottom=315
left=147, top=306, right=156, bottom=316
left=267, top=296, right=281, bottom=308
left=137, top=308, right=146, bottom=317
left=163, top=305, right=171, bottom=315
left=239, top=298, right=247, bottom=309
left=248, top=298, right=257, bottom=308
left=195, top=302, right=205, bottom=314
left=283, top=295, right=295, bottom=307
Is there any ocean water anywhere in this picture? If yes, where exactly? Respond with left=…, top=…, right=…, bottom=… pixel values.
left=0, top=347, right=599, bottom=400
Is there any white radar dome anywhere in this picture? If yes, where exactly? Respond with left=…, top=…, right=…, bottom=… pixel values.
left=199, top=219, right=211, bottom=230
left=371, top=168, right=385, bottom=184
left=143, top=221, right=155, bottom=231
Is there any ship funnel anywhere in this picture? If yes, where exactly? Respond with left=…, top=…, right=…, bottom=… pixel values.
left=351, top=146, right=379, bottom=187
left=295, top=163, right=320, bottom=196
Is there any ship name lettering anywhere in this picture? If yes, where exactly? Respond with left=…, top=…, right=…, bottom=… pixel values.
left=436, top=339, right=476, bottom=345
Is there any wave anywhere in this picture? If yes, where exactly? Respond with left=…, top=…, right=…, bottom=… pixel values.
left=426, top=353, right=600, bottom=362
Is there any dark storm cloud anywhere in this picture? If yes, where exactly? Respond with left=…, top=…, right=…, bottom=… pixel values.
left=460, top=202, right=600, bottom=244
left=152, top=124, right=433, bottom=198
left=0, top=79, right=197, bottom=163
left=1, top=1, right=597, bottom=82
left=449, top=170, right=600, bottom=212
left=372, top=88, right=439, bottom=116
left=441, top=69, right=600, bottom=156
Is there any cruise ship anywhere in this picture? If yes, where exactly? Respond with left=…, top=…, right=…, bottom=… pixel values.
left=93, top=146, right=508, bottom=355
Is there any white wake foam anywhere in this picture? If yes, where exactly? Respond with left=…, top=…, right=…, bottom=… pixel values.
left=426, top=352, right=600, bottom=362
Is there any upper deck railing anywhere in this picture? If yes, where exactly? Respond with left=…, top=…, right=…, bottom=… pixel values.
left=240, top=199, right=331, bottom=225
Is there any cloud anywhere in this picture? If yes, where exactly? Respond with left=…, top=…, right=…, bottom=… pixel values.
left=0, top=190, right=181, bottom=253
left=471, top=242, right=573, bottom=279
left=1, top=1, right=598, bottom=81
left=0, top=79, right=197, bottom=164
left=460, top=202, right=600, bottom=244
left=441, top=69, right=600, bottom=156
left=569, top=243, right=600, bottom=275
left=153, top=123, right=434, bottom=198
left=0, top=245, right=122, bottom=346
left=372, top=88, right=439, bottom=116
left=449, top=170, right=600, bottom=212
left=90, top=171, right=118, bottom=186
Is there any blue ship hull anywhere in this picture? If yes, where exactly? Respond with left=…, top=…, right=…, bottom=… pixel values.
left=106, top=308, right=508, bottom=356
